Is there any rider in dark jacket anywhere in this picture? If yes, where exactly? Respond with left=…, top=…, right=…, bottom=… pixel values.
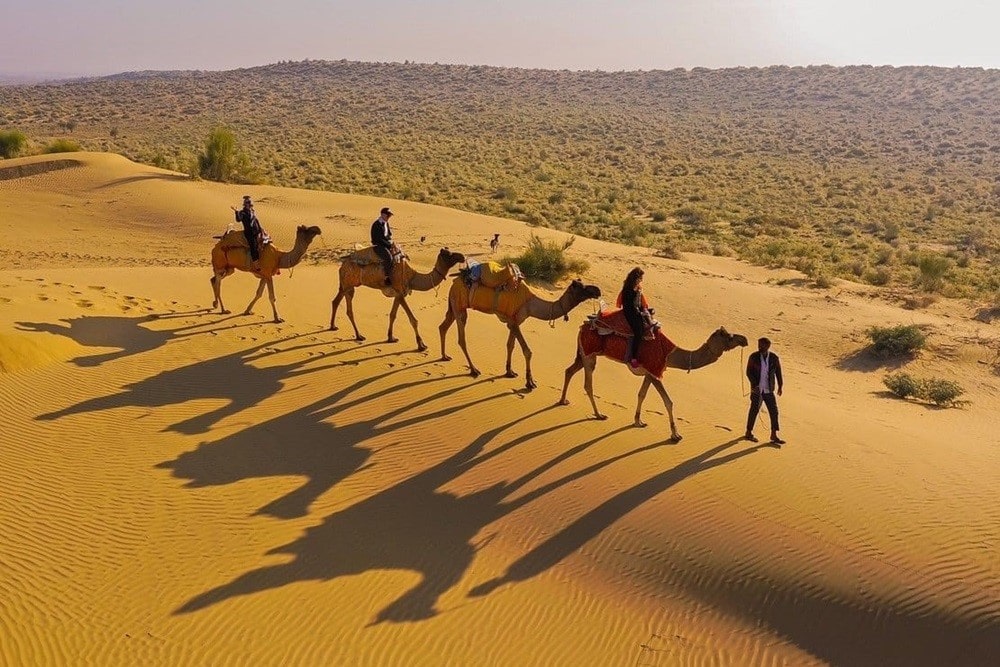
left=370, top=207, right=395, bottom=285
left=235, top=195, right=262, bottom=269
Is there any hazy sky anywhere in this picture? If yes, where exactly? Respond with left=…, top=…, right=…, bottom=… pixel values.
left=3, top=0, right=998, bottom=76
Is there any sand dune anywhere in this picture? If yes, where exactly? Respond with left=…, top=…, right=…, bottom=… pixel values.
left=2, top=153, right=998, bottom=665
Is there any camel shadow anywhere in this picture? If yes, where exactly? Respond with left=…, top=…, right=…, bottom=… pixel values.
left=15, top=314, right=202, bottom=367
left=35, top=331, right=335, bottom=434
left=468, top=437, right=772, bottom=597
left=176, top=429, right=762, bottom=625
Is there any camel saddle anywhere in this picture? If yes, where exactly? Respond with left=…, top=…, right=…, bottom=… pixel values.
left=344, top=244, right=406, bottom=267
left=587, top=309, right=660, bottom=341
left=462, top=261, right=523, bottom=291
left=216, top=229, right=279, bottom=274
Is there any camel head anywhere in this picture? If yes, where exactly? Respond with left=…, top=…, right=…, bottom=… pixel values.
left=296, top=225, right=323, bottom=242
left=710, top=327, right=749, bottom=351
left=566, top=278, right=602, bottom=303
left=438, top=247, right=466, bottom=268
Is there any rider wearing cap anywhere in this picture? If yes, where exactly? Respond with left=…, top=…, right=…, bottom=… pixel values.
left=235, top=195, right=263, bottom=270
left=371, top=207, right=395, bottom=285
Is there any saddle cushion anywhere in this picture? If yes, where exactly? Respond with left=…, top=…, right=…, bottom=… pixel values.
left=470, top=261, right=522, bottom=290
left=588, top=309, right=658, bottom=340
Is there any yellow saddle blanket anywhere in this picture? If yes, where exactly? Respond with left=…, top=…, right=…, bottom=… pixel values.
left=471, top=261, right=523, bottom=290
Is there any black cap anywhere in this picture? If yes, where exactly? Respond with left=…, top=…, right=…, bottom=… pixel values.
left=381, top=207, right=393, bottom=217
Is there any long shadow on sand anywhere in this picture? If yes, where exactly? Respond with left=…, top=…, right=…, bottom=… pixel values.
left=16, top=313, right=220, bottom=367
left=34, top=330, right=390, bottom=435
left=175, top=428, right=766, bottom=624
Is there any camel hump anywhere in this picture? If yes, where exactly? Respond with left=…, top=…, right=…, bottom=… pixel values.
left=344, top=246, right=408, bottom=267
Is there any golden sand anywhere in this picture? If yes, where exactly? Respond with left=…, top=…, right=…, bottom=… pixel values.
left=1, top=153, right=998, bottom=665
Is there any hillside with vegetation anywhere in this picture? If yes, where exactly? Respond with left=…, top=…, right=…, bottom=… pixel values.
left=3, top=60, right=999, bottom=298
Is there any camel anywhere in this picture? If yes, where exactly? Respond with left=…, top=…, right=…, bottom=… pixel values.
left=559, top=323, right=748, bottom=442
left=329, top=247, right=467, bottom=351
left=439, top=276, right=602, bottom=390
left=210, top=225, right=322, bottom=323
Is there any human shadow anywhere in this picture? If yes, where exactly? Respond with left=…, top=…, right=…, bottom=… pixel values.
left=468, top=438, right=775, bottom=597
left=175, top=400, right=659, bottom=622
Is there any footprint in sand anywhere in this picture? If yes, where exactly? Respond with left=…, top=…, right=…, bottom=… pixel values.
left=88, top=286, right=106, bottom=291
left=37, top=295, right=50, bottom=301
left=76, top=300, right=94, bottom=309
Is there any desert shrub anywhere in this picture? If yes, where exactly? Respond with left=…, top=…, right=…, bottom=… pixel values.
left=504, top=234, right=589, bottom=283
left=863, top=266, right=892, bottom=286
left=197, top=127, right=257, bottom=183
left=916, top=253, right=951, bottom=292
left=44, top=138, right=80, bottom=153
left=921, top=378, right=964, bottom=406
left=0, top=130, right=28, bottom=158
left=650, top=210, right=668, bottom=222
left=883, top=372, right=920, bottom=398
left=867, top=324, right=926, bottom=358
left=658, top=240, right=684, bottom=260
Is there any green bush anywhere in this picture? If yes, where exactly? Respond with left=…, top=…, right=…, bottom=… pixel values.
left=920, top=378, right=964, bottom=406
left=0, top=130, right=27, bottom=158
left=884, top=373, right=964, bottom=406
left=916, top=253, right=951, bottom=292
left=883, top=372, right=920, bottom=398
left=44, top=138, right=80, bottom=153
left=867, top=324, right=926, bottom=358
left=197, top=127, right=258, bottom=183
left=504, top=234, right=589, bottom=284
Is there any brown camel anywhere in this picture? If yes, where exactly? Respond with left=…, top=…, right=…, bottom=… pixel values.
left=439, top=277, right=602, bottom=390
left=210, top=225, right=322, bottom=323
left=330, top=247, right=467, bottom=351
left=559, top=325, right=748, bottom=442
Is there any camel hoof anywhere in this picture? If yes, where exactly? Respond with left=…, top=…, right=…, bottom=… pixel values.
left=416, top=343, right=429, bottom=352
left=441, top=354, right=452, bottom=362
left=504, top=370, right=519, bottom=379
left=356, top=335, right=366, bottom=342
left=330, top=325, right=339, bottom=331
left=220, top=309, right=231, bottom=315
left=634, top=420, right=648, bottom=428
left=525, top=380, right=536, bottom=390
left=668, top=435, right=683, bottom=444
left=387, top=337, right=399, bottom=344
left=273, top=318, right=284, bottom=324
left=594, top=413, right=608, bottom=421
left=557, top=399, right=569, bottom=406
left=470, top=369, right=481, bottom=378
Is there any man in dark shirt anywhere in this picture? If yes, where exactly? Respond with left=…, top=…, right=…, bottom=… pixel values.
left=234, top=195, right=262, bottom=270
left=370, top=207, right=395, bottom=285
left=745, top=337, right=785, bottom=444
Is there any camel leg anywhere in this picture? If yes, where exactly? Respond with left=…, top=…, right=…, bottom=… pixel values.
left=342, top=288, right=364, bottom=341
left=330, top=288, right=345, bottom=331
left=582, top=353, right=606, bottom=420
left=503, top=327, right=518, bottom=378
left=634, top=375, right=653, bottom=428
left=510, top=325, right=535, bottom=390
left=397, top=297, right=428, bottom=352
left=265, top=278, right=282, bottom=323
left=650, top=377, right=681, bottom=442
left=455, top=311, right=480, bottom=378
left=387, top=298, right=402, bottom=343
left=439, top=308, right=455, bottom=361
left=243, top=278, right=267, bottom=317
left=210, top=273, right=230, bottom=314
left=558, top=348, right=585, bottom=406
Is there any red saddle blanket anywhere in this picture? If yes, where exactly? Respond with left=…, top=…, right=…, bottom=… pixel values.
left=588, top=309, right=658, bottom=340
left=585, top=310, right=676, bottom=377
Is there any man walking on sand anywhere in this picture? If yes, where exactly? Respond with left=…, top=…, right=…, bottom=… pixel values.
left=745, top=337, right=785, bottom=444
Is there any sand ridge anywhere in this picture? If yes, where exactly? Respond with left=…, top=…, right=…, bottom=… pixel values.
left=2, top=153, right=998, bottom=665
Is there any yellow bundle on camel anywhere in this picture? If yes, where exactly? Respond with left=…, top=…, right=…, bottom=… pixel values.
left=467, top=261, right=523, bottom=291
left=215, top=230, right=281, bottom=276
